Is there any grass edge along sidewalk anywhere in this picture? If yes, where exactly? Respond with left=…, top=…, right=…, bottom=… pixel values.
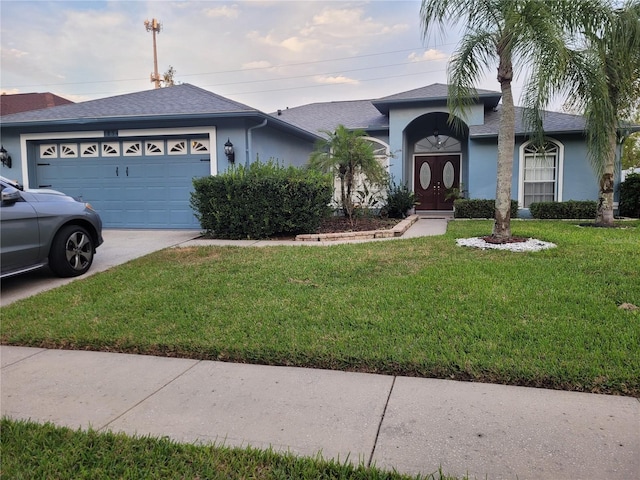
left=0, top=418, right=465, bottom=480
left=1, top=220, right=639, bottom=396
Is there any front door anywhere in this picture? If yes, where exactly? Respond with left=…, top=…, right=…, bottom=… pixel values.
left=414, top=155, right=460, bottom=210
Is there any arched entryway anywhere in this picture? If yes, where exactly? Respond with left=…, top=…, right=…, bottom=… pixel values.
left=404, top=112, right=467, bottom=211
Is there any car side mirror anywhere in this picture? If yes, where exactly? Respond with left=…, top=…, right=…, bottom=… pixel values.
left=1, top=186, right=21, bottom=204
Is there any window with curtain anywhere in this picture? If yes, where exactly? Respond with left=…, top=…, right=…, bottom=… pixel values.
left=523, top=142, right=559, bottom=207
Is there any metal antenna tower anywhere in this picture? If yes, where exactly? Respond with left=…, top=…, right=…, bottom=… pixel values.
left=144, top=18, right=162, bottom=89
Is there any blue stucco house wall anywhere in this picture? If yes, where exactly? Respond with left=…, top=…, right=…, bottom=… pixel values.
left=1, top=82, right=631, bottom=228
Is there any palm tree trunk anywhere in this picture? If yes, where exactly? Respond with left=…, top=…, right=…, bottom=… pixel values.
left=595, top=130, right=618, bottom=226
left=493, top=61, right=515, bottom=240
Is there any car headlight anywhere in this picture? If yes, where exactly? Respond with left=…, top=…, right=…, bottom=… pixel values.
left=85, top=203, right=95, bottom=211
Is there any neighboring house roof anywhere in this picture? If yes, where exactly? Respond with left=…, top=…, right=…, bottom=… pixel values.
left=0, top=92, right=73, bottom=116
left=271, top=100, right=389, bottom=136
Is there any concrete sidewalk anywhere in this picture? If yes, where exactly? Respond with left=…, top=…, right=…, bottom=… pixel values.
left=2, top=346, right=638, bottom=479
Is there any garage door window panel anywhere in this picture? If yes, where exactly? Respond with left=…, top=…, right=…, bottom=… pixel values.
left=60, top=144, right=78, bottom=158
left=191, top=140, right=209, bottom=153
left=40, top=144, right=58, bottom=158
left=145, top=141, right=165, bottom=156
left=81, top=143, right=99, bottom=157
left=168, top=140, right=187, bottom=155
left=123, top=141, right=142, bottom=156
left=102, top=143, right=120, bottom=157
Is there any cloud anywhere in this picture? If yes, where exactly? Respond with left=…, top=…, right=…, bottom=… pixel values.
left=301, top=7, right=409, bottom=39
left=409, top=49, right=449, bottom=62
left=242, top=60, right=272, bottom=70
left=248, top=31, right=320, bottom=53
left=1, top=48, right=29, bottom=59
left=316, top=75, right=359, bottom=85
left=204, top=5, right=239, bottom=19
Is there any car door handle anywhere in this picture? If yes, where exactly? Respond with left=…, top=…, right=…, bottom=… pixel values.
left=126, top=167, right=129, bottom=177
left=116, top=167, right=119, bottom=176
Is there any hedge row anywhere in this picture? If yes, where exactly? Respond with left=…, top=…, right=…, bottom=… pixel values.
left=619, top=173, right=640, bottom=218
left=190, top=161, right=332, bottom=239
left=453, top=199, right=519, bottom=219
left=529, top=200, right=597, bottom=219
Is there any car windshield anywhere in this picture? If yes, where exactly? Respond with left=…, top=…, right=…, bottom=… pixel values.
left=0, top=176, right=24, bottom=190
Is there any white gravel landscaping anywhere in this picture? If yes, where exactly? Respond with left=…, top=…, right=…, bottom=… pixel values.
left=456, top=237, right=557, bottom=252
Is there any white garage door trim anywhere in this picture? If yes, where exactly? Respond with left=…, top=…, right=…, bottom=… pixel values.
left=19, top=126, right=217, bottom=188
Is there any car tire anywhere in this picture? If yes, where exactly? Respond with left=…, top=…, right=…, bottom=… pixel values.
left=49, top=225, right=95, bottom=277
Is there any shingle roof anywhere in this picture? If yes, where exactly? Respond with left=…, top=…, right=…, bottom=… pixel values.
left=0, top=84, right=258, bottom=124
left=1, top=92, right=73, bottom=116
left=376, top=83, right=500, bottom=102
left=470, top=106, right=587, bottom=137
left=373, top=83, right=502, bottom=114
left=271, top=100, right=388, bottom=136
left=274, top=87, right=591, bottom=138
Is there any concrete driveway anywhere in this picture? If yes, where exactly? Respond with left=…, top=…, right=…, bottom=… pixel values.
left=0, top=229, right=201, bottom=307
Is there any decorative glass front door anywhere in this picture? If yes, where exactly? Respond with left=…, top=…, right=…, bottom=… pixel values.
left=414, top=155, right=460, bottom=210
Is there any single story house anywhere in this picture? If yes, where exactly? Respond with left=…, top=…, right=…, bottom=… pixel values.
left=0, top=83, right=630, bottom=229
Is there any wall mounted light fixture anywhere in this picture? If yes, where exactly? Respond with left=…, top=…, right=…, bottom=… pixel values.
left=224, top=138, right=235, bottom=163
left=0, top=146, right=12, bottom=168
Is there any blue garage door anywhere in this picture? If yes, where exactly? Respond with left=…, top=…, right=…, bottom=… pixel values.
left=35, top=138, right=211, bottom=229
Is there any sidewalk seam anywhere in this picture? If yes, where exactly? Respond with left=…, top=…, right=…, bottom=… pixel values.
left=0, top=346, right=48, bottom=369
left=367, top=375, right=396, bottom=468
left=98, top=359, right=203, bottom=432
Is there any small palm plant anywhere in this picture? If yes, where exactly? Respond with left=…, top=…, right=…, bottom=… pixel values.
left=308, top=125, right=389, bottom=223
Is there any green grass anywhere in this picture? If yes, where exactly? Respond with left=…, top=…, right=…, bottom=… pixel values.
left=2, top=220, right=639, bottom=395
left=0, top=418, right=461, bottom=480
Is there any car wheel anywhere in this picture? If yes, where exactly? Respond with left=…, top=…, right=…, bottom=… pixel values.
left=49, top=225, right=95, bottom=277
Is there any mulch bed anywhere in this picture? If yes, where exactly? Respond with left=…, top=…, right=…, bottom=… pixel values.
left=315, top=216, right=401, bottom=234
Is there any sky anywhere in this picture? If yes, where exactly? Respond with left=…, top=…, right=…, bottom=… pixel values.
left=1, top=0, right=539, bottom=114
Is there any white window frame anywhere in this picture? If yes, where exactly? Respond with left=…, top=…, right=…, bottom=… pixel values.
left=518, top=138, right=564, bottom=208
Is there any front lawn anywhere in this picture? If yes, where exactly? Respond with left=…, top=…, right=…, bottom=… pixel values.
left=2, top=220, right=638, bottom=396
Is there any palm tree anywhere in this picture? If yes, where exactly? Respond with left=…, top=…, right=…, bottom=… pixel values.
left=526, top=0, right=640, bottom=227
left=420, top=0, right=599, bottom=240
left=308, top=125, right=388, bottom=222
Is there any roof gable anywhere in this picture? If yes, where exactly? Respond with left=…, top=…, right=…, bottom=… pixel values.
left=373, top=83, right=502, bottom=114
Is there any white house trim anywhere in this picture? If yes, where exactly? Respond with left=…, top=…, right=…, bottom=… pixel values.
left=518, top=137, right=564, bottom=208
left=20, top=131, right=104, bottom=188
left=19, top=127, right=217, bottom=188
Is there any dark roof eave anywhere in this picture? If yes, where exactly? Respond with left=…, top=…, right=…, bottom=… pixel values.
left=0, top=111, right=259, bottom=128
left=470, top=129, right=587, bottom=139
left=373, top=93, right=502, bottom=114
left=471, top=124, right=640, bottom=139
left=0, top=111, right=320, bottom=141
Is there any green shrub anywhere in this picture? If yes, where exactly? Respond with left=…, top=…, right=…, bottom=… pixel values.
left=191, top=160, right=332, bottom=239
left=619, top=173, right=640, bottom=218
left=453, top=199, right=519, bottom=219
left=384, top=182, right=416, bottom=218
left=529, top=200, right=597, bottom=219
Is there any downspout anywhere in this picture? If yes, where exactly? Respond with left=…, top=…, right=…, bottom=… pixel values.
left=246, top=118, right=268, bottom=167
